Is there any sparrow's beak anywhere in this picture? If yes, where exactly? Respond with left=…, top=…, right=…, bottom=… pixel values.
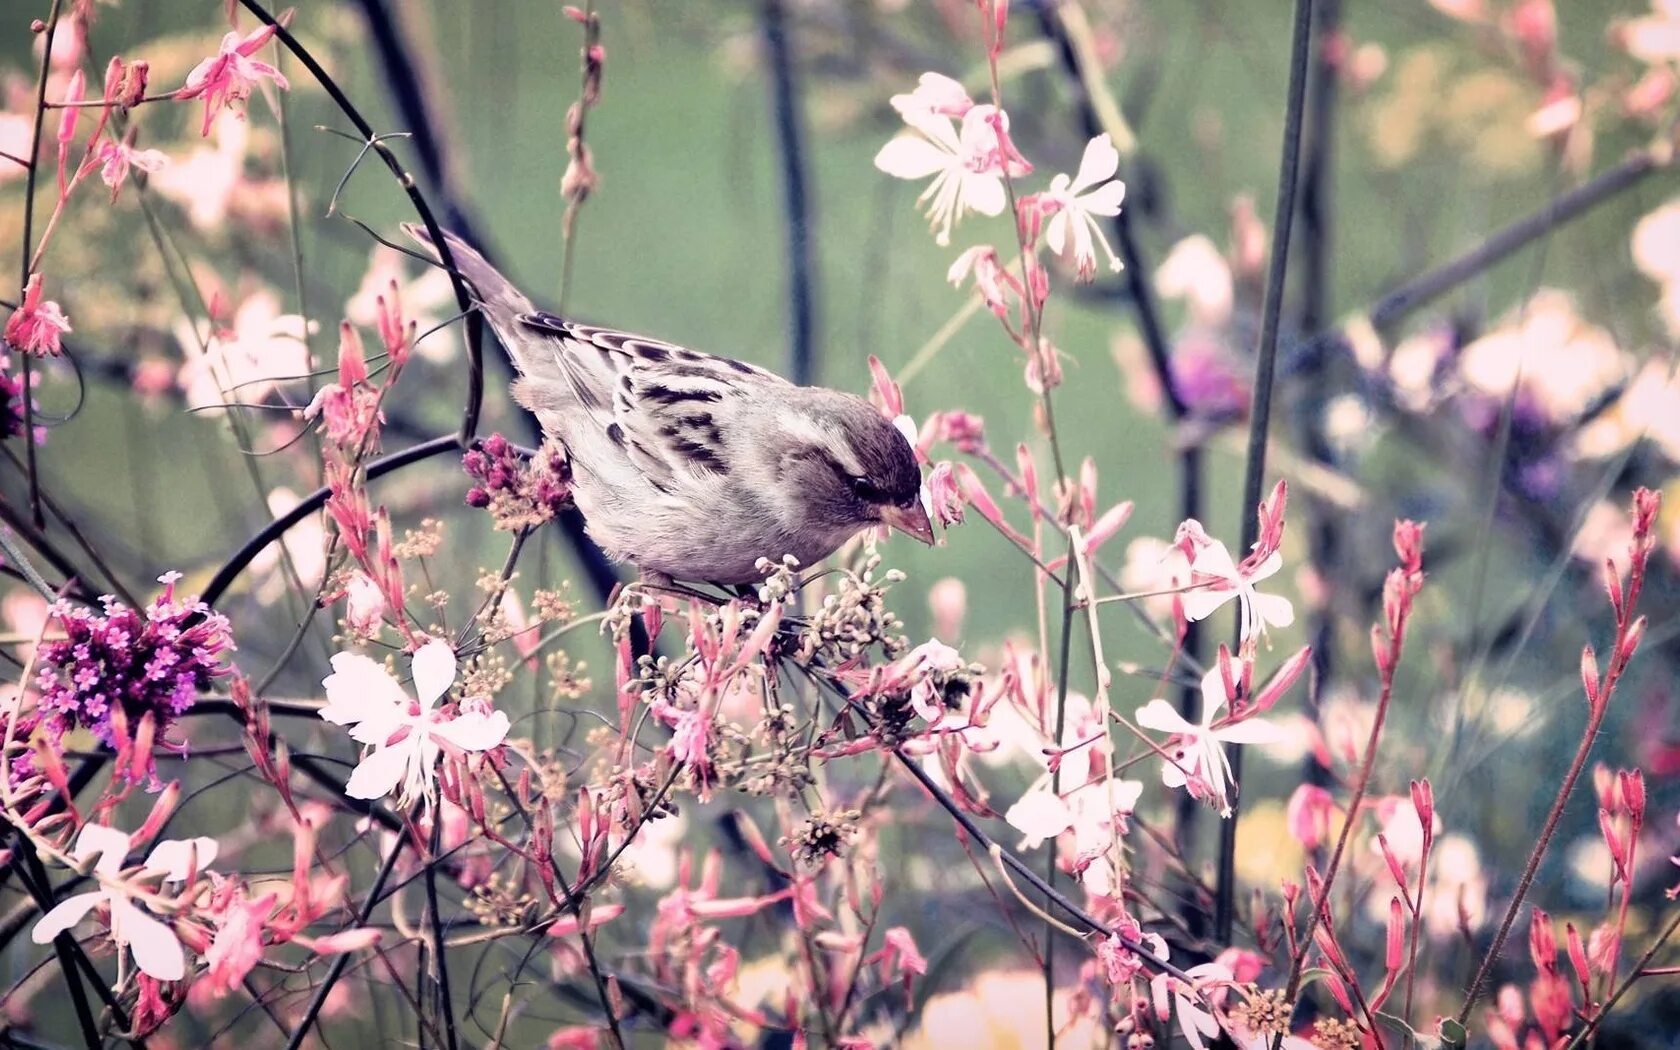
left=880, top=502, right=935, bottom=546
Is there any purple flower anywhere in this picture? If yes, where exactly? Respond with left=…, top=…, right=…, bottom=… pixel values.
left=34, top=573, right=234, bottom=783
left=462, top=434, right=571, bottom=531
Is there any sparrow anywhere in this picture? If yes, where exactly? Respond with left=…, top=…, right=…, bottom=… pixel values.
left=405, top=225, right=934, bottom=586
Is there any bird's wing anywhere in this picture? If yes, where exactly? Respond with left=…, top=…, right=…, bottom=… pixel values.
left=517, top=312, right=789, bottom=487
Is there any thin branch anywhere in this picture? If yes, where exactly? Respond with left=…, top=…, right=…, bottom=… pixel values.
left=763, top=0, right=818, bottom=386
left=281, top=813, right=415, bottom=1050
left=1366, top=149, right=1664, bottom=334
left=200, top=433, right=458, bottom=607
left=1217, top=0, right=1316, bottom=946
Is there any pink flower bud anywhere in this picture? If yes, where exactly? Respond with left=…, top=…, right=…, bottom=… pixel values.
left=1252, top=645, right=1312, bottom=714
left=867, top=355, right=903, bottom=418
left=1285, top=784, right=1335, bottom=851
left=1529, top=906, right=1557, bottom=969
left=1581, top=645, right=1601, bottom=710
left=1410, top=778, right=1434, bottom=832
left=1618, top=615, right=1647, bottom=664
left=337, top=322, right=367, bottom=386
left=1565, top=922, right=1592, bottom=986
left=1386, top=896, right=1405, bottom=971
left=1618, top=769, right=1646, bottom=826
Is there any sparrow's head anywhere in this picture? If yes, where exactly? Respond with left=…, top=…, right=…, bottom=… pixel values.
left=776, top=393, right=933, bottom=545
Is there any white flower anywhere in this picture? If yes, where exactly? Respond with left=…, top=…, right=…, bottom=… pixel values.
left=875, top=104, right=1022, bottom=246
left=32, top=823, right=217, bottom=981
left=1150, top=964, right=1234, bottom=1050
left=1042, top=134, right=1127, bottom=280
left=320, top=640, right=509, bottom=807
left=1135, top=667, right=1281, bottom=817
left=896, top=638, right=964, bottom=723
left=1156, top=234, right=1234, bottom=326
left=1181, top=539, right=1294, bottom=641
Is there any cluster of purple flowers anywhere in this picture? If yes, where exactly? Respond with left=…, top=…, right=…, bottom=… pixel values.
left=0, top=352, right=39, bottom=443
left=34, top=573, right=234, bottom=770
left=462, top=433, right=571, bottom=530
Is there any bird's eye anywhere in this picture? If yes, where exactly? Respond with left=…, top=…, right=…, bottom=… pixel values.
left=849, top=476, right=884, bottom=503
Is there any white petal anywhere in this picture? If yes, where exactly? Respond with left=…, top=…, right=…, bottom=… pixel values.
left=1110, top=779, right=1145, bottom=811
left=429, top=710, right=510, bottom=753
left=1191, top=540, right=1240, bottom=583
left=1135, top=698, right=1194, bottom=735
left=1198, top=667, right=1231, bottom=726
left=1045, top=211, right=1070, bottom=256
left=1078, top=179, right=1127, bottom=216
left=111, top=896, right=185, bottom=981
left=1180, top=586, right=1236, bottom=623
left=874, top=134, right=953, bottom=180
left=345, top=743, right=417, bottom=801
left=1251, top=592, right=1296, bottom=629
left=1004, top=787, right=1073, bottom=850
left=320, top=652, right=407, bottom=727
left=1247, top=549, right=1284, bottom=584
left=410, top=641, right=458, bottom=710
left=1070, top=134, right=1120, bottom=194
left=144, top=837, right=218, bottom=882
left=961, top=172, right=1007, bottom=217
left=32, top=892, right=104, bottom=944
left=73, top=823, right=132, bottom=877
left=347, top=707, right=410, bottom=747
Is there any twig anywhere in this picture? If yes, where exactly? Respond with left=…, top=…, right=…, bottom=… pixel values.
left=763, top=0, right=818, bottom=386
left=1217, top=0, right=1316, bottom=946
left=425, top=813, right=460, bottom=1050
left=281, top=812, right=415, bottom=1050
left=14, top=0, right=64, bottom=529
left=1366, top=149, right=1664, bottom=334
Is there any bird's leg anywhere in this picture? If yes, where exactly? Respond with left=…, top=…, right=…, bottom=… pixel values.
left=632, top=570, right=726, bottom=608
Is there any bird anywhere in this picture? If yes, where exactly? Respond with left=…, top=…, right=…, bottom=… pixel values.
left=404, top=224, right=934, bottom=586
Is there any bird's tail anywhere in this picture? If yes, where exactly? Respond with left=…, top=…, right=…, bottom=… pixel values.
left=401, top=223, right=548, bottom=377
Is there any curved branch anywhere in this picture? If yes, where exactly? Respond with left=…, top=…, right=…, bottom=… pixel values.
left=201, top=434, right=458, bottom=607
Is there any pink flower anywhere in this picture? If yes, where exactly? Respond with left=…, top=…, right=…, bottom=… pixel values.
left=1621, top=0, right=1680, bottom=63
left=94, top=137, right=167, bottom=199
left=175, top=23, right=290, bottom=137
left=1286, top=784, right=1337, bottom=850
left=874, top=104, right=1027, bottom=246
left=1037, top=134, right=1127, bottom=280
left=203, top=891, right=277, bottom=996
left=1150, top=964, right=1233, bottom=1050
left=1135, top=666, right=1281, bottom=817
left=946, top=245, right=1023, bottom=319
left=925, top=461, right=965, bottom=529
left=1156, top=235, right=1235, bottom=327
left=4, top=273, right=71, bottom=357
left=1004, top=784, right=1073, bottom=850
left=344, top=571, right=385, bottom=636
